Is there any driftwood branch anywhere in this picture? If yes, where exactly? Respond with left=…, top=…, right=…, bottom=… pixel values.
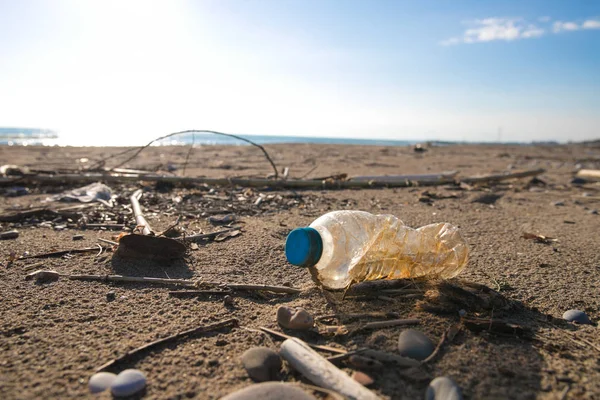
left=280, top=338, right=381, bottom=400
left=110, top=130, right=279, bottom=179
left=461, top=168, right=545, bottom=184
left=96, top=318, right=238, bottom=372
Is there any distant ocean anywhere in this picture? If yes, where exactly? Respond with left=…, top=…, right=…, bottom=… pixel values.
left=0, top=128, right=420, bottom=147
left=0, top=128, right=555, bottom=147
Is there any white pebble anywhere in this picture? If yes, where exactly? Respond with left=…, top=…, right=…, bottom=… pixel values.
left=88, top=372, right=117, bottom=394
left=111, top=369, right=147, bottom=397
left=426, top=376, right=463, bottom=400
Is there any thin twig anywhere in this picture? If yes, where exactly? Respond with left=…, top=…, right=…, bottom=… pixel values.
left=259, top=327, right=347, bottom=354
left=316, top=312, right=400, bottom=322
left=359, top=318, right=420, bottom=330
left=169, top=289, right=232, bottom=296
left=420, top=328, right=448, bottom=364
left=18, top=247, right=103, bottom=260
left=182, top=133, right=195, bottom=177
left=225, top=283, right=302, bottom=294
left=98, top=238, right=119, bottom=246
left=111, top=130, right=279, bottom=179
left=96, top=318, right=238, bottom=372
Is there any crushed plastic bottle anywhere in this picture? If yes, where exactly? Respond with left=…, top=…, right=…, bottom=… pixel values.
left=285, top=210, right=468, bottom=290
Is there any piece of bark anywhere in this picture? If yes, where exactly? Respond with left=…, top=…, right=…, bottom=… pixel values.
left=280, top=338, right=381, bottom=400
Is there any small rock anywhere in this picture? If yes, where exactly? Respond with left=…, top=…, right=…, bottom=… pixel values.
left=209, top=214, right=236, bottom=224
left=426, top=376, right=463, bottom=400
left=72, top=234, right=84, bottom=241
left=570, top=177, right=587, bottom=185
left=352, top=371, right=374, bottom=386
left=110, top=369, right=146, bottom=397
left=552, top=201, right=565, bottom=207
left=397, top=329, right=435, bottom=361
left=589, top=209, right=598, bottom=215
left=25, top=270, right=60, bottom=283
left=223, top=295, right=234, bottom=307
left=458, top=309, right=467, bottom=317
left=0, top=230, right=19, bottom=240
left=563, top=309, right=592, bottom=325
left=241, top=347, right=282, bottom=382
left=221, top=382, right=316, bottom=400
left=277, top=306, right=314, bottom=330
left=471, top=193, right=502, bottom=205
left=106, top=291, right=116, bottom=302
left=89, top=372, right=117, bottom=394
left=54, top=225, right=66, bottom=231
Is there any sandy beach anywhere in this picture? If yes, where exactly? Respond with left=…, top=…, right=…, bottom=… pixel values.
left=1, top=142, right=599, bottom=399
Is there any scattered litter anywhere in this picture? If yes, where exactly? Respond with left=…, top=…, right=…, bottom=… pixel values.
left=522, top=232, right=557, bottom=244
left=286, top=210, right=468, bottom=290
left=214, top=229, right=242, bottom=242
left=49, top=182, right=114, bottom=205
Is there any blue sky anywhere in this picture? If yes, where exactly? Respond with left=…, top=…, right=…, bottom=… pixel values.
left=0, top=0, right=598, bottom=144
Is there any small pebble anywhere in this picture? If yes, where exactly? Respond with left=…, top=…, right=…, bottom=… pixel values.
left=426, top=376, right=463, bottom=400
left=110, top=369, right=147, bottom=397
left=562, top=309, right=592, bottom=325
left=0, top=230, right=19, bottom=240
left=106, top=291, right=116, bottom=302
left=397, top=329, right=435, bottom=361
left=589, top=209, right=598, bottom=215
left=89, top=372, right=117, bottom=393
left=223, top=295, right=234, bottom=307
left=241, top=347, right=282, bottom=382
left=54, top=225, right=66, bottom=231
left=72, top=234, right=84, bottom=241
left=352, top=370, right=374, bottom=386
left=277, top=306, right=314, bottom=330
left=552, top=201, right=565, bottom=207
left=458, top=309, right=467, bottom=317
left=221, top=382, right=316, bottom=400
left=570, top=177, right=587, bottom=185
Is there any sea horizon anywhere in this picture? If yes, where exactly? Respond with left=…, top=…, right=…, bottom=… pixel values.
left=0, top=127, right=567, bottom=147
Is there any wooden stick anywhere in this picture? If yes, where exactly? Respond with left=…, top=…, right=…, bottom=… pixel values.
left=350, top=171, right=457, bottom=183
left=18, top=247, right=103, bottom=260
left=360, top=349, right=421, bottom=367
left=96, top=318, right=238, bottom=372
left=316, top=312, right=401, bottom=321
left=420, top=328, right=448, bottom=364
left=259, top=327, right=347, bottom=354
left=179, top=228, right=239, bottom=242
left=280, top=338, right=381, bottom=400
left=68, top=274, right=194, bottom=286
left=225, top=283, right=302, bottom=294
left=461, top=168, right=545, bottom=184
left=169, top=289, right=232, bottom=296
left=130, top=189, right=152, bottom=235
left=359, top=318, right=420, bottom=330
left=98, top=238, right=119, bottom=246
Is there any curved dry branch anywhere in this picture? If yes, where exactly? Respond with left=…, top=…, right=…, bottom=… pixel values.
left=111, top=130, right=279, bottom=179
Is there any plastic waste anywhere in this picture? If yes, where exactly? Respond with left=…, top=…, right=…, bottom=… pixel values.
left=285, top=210, right=468, bottom=290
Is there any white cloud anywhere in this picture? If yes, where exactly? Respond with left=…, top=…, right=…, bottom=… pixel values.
left=442, top=18, right=544, bottom=45
left=553, top=21, right=580, bottom=33
left=582, top=19, right=600, bottom=29
left=442, top=16, right=600, bottom=45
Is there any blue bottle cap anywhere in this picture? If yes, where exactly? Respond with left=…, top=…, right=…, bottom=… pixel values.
left=285, top=227, right=323, bottom=267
